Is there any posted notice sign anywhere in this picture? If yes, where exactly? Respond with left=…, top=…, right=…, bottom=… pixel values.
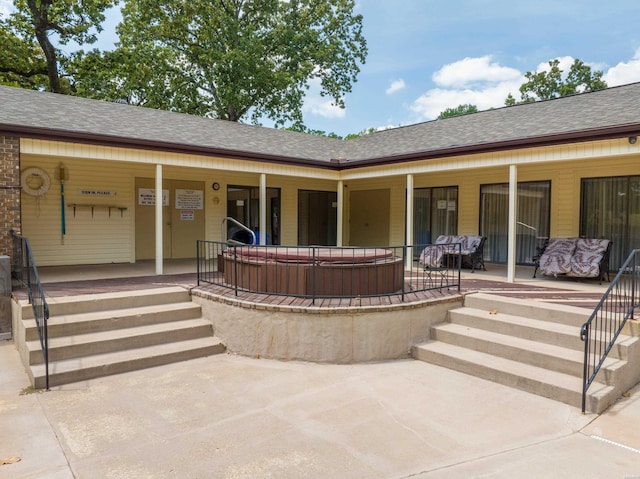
left=138, top=188, right=169, bottom=206
left=175, top=189, right=203, bottom=210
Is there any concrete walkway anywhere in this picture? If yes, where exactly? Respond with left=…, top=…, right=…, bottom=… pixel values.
left=2, top=340, right=639, bottom=478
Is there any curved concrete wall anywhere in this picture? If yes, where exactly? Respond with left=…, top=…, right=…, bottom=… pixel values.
left=192, top=290, right=462, bottom=363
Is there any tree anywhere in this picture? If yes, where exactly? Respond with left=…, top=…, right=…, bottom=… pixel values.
left=72, top=0, right=367, bottom=126
left=437, top=104, right=478, bottom=119
left=2, top=0, right=117, bottom=93
left=0, top=19, right=48, bottom=89
left=506, top=58, right=607, bottom=105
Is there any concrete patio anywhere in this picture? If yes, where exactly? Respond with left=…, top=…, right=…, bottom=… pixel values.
left=1, top=338, right=640, bottom=478
left=4, top=260, right=637, bottom=478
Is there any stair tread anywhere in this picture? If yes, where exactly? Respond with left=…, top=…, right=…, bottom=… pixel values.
left=27, top=318, right=211, bottom=351
left=24, top=302, right=200, bottom=328
left=433, top=322, right=624, bottom=370
left=451, top=306, right=582, bottom=335
left=466, top=293, right=593, bottom=323
left=414, top=340, right=612, bottom=396
left=30, top=336, right=224, bottom=377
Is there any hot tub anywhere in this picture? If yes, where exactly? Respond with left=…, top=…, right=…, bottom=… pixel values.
left=221, top=246, right=404, bottom=297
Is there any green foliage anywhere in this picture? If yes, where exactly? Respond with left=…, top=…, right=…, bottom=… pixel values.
left=437, top=104, right=478, bottom=119
left=1, top=0, right=116, bottom=92
left=73, top=0, right=367, bottom=126
left=344, top=127, right=376, bottom=140
left=0, top=19, right=48, bottom=89
left=506, top=58, right=607, bottom=105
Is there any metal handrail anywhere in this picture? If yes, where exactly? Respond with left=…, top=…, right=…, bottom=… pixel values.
left=196, top=241, right=461, bottom=302
left=221, top=217, right=256, bottom=246
left=10, top=230, right=50, bottom=390
left=580, top=249, right=639, bottom=413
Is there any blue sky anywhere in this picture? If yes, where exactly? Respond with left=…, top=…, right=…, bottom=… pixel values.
left=3, top=0, right=640, bottom=137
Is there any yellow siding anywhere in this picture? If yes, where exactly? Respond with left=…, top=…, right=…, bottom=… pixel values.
left=18, top=137, right=640, bottom=266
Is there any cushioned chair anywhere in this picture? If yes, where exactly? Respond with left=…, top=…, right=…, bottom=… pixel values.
left=569, top=238, right=611, bottom=282
left=534, top=237, right=611, bottom=283
left=535, top=238, right=577, bottom=277
left=419, top=235, right=486, bottom=272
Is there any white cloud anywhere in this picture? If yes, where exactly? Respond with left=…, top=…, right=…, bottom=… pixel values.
left=432, top=56, right=522, bottom=88
left=410, top=55, right=524, bottom=121
left=409, top=49, right=640, bottom=123
left=302, top=79, right=346, bottom=119
left=534, top=55, right=575, bottom=73
left=385, top=79, right=406, bottom=95
left=604, top=47, right=640, bottom=86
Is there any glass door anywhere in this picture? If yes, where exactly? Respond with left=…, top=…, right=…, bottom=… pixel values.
left=581, top=176, right=640, bottom=270
left=480, top=181, right=550, bottom=264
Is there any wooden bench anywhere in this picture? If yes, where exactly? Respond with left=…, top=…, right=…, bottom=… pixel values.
left=533, top=237, right=611, bottom=283
left=418, top=235, right=487, bottom=272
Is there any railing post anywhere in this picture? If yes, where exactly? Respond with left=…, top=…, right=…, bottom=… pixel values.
left=311, top=247, right=316, bottom=306
left=401, top=246, right=406, bottom=301
left=196, top=240, right=201, bottom=286
left=233, top=247, right=238, bottom=297
left=581, top=323, right=589, bottom=414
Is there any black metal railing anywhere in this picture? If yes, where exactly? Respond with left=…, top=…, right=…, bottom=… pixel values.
left=10, top=230, right=50, bottom=389
left=580, top=249, right=639, bottom=413
left=197, top=241, right=461, bottom=303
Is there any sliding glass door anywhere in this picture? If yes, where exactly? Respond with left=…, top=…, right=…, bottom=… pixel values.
left=581, top=176, right=640, bottom=270
left=480, top=181, right=550, bottom=264
left=413, top=186, right=458, bottom=246
left=227, top=185, right=281, bottom=244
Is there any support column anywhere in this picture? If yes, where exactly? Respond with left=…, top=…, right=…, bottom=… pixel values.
left=507, top=165, right=517, bottom=283
left=259, top=173, right=266, bottom=245
left=406, top=174, right=414, bottom=269
left=155, top=164, right=163, bottom=275
left=336, top=180, right=344, bottom=247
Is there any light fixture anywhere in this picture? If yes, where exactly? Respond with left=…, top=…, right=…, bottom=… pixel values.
left=629, top=136, right=637, bottom=144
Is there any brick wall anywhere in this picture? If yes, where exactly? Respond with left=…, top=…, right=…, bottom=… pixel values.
left=0, top=135, right=21, bottom=259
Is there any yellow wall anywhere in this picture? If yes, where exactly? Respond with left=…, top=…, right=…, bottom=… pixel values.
left=19, top=138, right=640, bottom=266
left=20, top=155, right=343, bottom=265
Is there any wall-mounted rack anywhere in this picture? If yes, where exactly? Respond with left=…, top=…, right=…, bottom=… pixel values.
left=67, top=203, right=128, bottom=218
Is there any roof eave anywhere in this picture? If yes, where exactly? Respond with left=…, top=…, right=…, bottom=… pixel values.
left=0, top=123, right=340, bottom=170
left=338, top=124, right=640, bottom=169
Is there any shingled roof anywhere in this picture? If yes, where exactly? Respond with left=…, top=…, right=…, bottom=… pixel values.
left=2, top=82, right=640, bottom=168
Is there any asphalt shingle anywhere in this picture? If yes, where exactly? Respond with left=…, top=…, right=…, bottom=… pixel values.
left=2, top=82, right=640, bottom=164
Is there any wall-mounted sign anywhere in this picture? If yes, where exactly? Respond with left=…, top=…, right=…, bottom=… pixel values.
left=79, top=189, right=115, bottom=197
left=138, top=188, right=169, bottom=206
left=175, top=189, right=203, bottom=210
left=180, top=210, right=194, bottom=221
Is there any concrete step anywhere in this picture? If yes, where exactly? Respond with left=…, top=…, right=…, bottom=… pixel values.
left=463, top=292, right=591, bottom=327
left=449, top=306, right=584, bottom=351
left=23, top=302, right=202, bottom=340
left=30, top=336, right=226, bottom=388
left=412, top=341, right=615, bottom=413
left=21, top=287, right=191, bottom=319
left=431, top=322, right=626, bottom=384
left=27, top=318, right=213, bottom=365
left=449, top=306, right=636, bottom=359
